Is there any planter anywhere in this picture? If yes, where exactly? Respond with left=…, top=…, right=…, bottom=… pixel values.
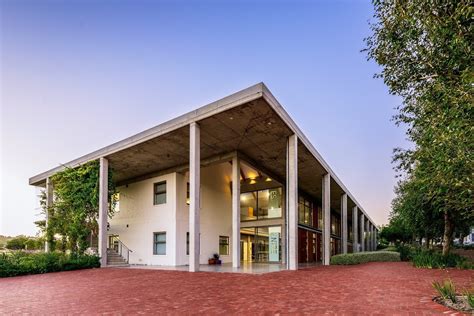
left=208, top=258, right=216, bottom=265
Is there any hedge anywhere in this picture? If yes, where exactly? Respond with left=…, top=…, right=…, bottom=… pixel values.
left=330, top=251, right=401, bottom=265
left=0, top=251, right=100, bottom=277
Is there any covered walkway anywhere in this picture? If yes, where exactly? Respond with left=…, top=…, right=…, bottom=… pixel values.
left=122, top=262, right=286, bottom=274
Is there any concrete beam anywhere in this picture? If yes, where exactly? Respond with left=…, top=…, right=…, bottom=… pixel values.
left=341, top=193, right=348, bottom=254
left=287, top=134, right=298, bottom=270
left=189, top=122, right=201, bottom=272
left=352, top=206, right=358, bottom=253
left=322, top=173, right=331, bottom=265
left=45, top=177, right=53, bottom=253
left=231, top=156, right=240, bottom=268
left=98, top=157, right=108, bottom=267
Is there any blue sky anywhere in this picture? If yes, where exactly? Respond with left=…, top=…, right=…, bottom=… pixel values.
left=0, top=0, right=406, bottom=236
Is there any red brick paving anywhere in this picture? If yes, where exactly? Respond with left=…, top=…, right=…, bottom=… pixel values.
left=0, top=262, right=472, bottom=315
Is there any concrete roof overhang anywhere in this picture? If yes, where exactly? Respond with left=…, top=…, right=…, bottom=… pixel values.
left=29, top=83, right=377, bottom=227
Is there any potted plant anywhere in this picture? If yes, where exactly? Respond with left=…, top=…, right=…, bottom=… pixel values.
left=208, top=257, right=216, bottom=265
left=213, top=253, right=221, bottom=265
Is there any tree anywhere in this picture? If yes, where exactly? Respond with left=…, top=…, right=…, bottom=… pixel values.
left=365, top=0, right=474, bottom=255
left=5, top=236, right=43, bottom=250
left=41, top=160, right=117, bottom=254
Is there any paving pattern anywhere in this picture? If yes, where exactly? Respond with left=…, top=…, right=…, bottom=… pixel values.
left=0, top=262, right=472, bottom=315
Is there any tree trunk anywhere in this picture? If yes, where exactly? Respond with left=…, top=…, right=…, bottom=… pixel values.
left=442, top=210, right=454, bottom=256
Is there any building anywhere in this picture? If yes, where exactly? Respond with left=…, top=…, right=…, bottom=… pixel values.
left=29, top=83, right=378, bottom=271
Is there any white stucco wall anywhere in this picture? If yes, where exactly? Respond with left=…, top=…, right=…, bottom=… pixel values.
left=176, top=162, right=233, bottom=265
left=108, top=173, right=177, bottom=266
left=109, top=162, right=233, bottom=266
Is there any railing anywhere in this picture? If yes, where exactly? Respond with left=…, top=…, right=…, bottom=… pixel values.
left=110, top=236, right=133, bottom=264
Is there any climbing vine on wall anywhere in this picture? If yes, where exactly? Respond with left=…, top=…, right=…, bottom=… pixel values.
left=40, top=160, right=117, bottom=254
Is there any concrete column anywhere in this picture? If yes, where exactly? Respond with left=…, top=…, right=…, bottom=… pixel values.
left=360, top=213, right=365, bottom=252
left=45, top=177, right=53, bottom=253
left=366, top=219, right=371, bottom=251
left=287, top=134, right=298, bottom=270
left=341, top=193, right=347, bottom=254
left=322, top=173, right=330, bottom=265
left=231, top=155, right=240, bottom=268
left=98, top=157, right=108, bottom=267
left=372, top=225, right=376, bottom=250
left=374, top=228, right=378, bottom=250
left=352, top=206, right=358, bottom=253
left=189, top=122, right=201, bottom=272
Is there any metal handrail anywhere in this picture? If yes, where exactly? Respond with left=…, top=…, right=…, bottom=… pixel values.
left=110, top=236, right=133, bottom=263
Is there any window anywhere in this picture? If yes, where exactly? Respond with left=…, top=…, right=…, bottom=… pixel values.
left=113, top=193, right=120, bottom=212
left=240, top=188, right=282, bottom=221
left=153, top=232, right=166, bottom=255
left=186, top=232, right=189, bottom=255
left=298, top=195, right=316, bottom=228
left=153, top=181, right=166, bottom=205
left=186, top=182, right=190, bottom=205
left=219, top=236, right=229, bottom=255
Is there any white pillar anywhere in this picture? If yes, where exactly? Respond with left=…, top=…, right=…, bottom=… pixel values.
left=374, top=228, right=378, bottom=250
left=232, top=156, right=240, bottom=268
left=98, top=157, right=108, bottom=267
left=366, top=219, right=371, bottom=251
left=322, top=173, right=330, bottom=265
left=341, top=193, right=347, bottom=254
left=45, top=177, right=53, bottom=253
left=287, top=134, right=298, bottom=270
left=189, top=122, right=201, bottom=272
left=352, top=206, right=358, bottom=253
left=360, top=213, right=365, bottom=252
left=372, top=225, right=376, bottom=250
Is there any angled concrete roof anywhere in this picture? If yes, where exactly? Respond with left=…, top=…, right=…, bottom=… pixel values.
left=29, top=82, right=377, bottom=227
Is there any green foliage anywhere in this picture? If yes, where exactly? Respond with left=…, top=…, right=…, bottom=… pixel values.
left=396, top=244, right=417, bottom=261
left=0, top=252, right=100, bottom=278
left=365, top=0, right=474, bottom=256
left=42, top=160, right=117, bottom=254
left=465, top=290, right=474, bottom=308
left=412, top=249, right=471, bottom=269
left=379, top=217, right=412, bottom=244
left=330, top=251, right=401, bottom=265
left=379, top=246, right=397, bottom=252
left=5, top=236, right=43, bottom=250
left=432, top=279, right=457, bottom=303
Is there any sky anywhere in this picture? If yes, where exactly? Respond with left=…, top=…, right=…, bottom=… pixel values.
left=0, top=0, right=407, bottom=236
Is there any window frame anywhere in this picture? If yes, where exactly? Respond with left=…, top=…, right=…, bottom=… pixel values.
left=153, top=181, right=167, bottom=205
left=186, top=232, right=189, bottom=255
left=218, top=235, right=230, bottom=256
left=153, top=232, right=166, bottom=255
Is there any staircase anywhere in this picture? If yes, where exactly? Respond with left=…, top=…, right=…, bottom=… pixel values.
left=107, top=248, right=129, bottom=267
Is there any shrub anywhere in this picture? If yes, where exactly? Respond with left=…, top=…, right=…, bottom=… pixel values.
left=465, top=290, right=474, bottom=308
left=432, top=279, right=457, bottom=303
left=0, top=251, right=100, bottom=277
left=379, top=246, right=398, bottom=252
left=412, top=250, right=471, bottom=269
left=330, top=251, right=401, bottom=265
left=395, top=244, right=416, bottom=261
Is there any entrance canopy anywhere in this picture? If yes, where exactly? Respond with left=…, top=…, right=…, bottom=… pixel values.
left=29, top=82, right=376, bottom=227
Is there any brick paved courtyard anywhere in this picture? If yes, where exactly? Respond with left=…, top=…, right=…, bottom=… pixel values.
left=0, top=262, right=472, bottom=315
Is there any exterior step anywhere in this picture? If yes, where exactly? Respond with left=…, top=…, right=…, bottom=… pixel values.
left=106, top=249, right=128, bottom=266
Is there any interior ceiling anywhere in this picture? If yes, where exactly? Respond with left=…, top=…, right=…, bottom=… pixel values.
left=107, top=97, right=348, bottom=208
